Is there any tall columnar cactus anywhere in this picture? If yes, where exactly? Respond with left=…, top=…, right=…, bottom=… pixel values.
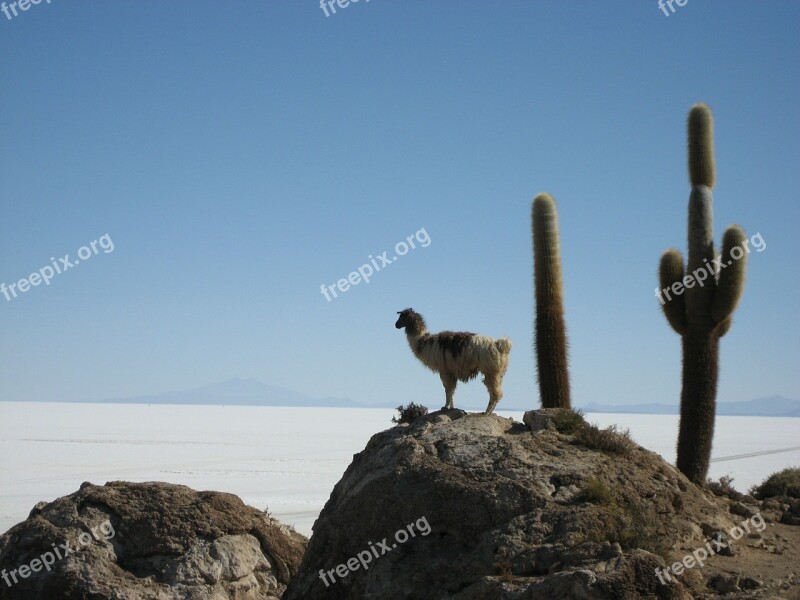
left=532, top=193, right=571, bottom=409
left=658, top=103, right=747, bottom=484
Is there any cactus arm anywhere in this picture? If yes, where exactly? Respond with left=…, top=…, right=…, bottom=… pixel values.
left=688, top=103, right=716, bottom=188
left=717, top=316, right=732, bottom=337
left=711, top=225, right=748, bottom=324
left=659, top=249, right=688, bottom=335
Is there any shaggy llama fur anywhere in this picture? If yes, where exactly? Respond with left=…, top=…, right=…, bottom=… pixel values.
left=395, top=308, right=512, bottom=414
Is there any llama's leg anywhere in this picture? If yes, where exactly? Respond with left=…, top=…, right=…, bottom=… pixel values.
left=440, top=373, right=457, bottom=409
left=485, top=358, right=510, bottom=414
left=483, top=373, right=503, bottom=414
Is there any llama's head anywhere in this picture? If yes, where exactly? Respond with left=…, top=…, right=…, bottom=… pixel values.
left=395, top=308, right=426, bottom=334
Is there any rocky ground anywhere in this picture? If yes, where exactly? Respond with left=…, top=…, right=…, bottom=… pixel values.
left=0, top=481, right=307, bottom=600
left=685, top=490, right=800, bottom=599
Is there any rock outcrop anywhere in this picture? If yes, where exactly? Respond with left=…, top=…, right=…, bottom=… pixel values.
left=284, top=409, right=798, bottom=600
left=0, top=481, right=307, bottom=600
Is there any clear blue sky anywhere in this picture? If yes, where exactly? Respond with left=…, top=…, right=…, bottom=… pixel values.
left=1, top=1, right=798, bottom=409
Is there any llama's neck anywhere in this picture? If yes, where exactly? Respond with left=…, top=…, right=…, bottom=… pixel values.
left=403, top=316, right=428, bottom=337
left=405, top=326, right=429, bottom=356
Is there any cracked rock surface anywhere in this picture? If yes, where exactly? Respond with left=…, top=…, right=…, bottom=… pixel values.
left=0, top=481, right=306, bottom=599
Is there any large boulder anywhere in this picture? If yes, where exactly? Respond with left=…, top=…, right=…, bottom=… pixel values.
left=0, top=481, right=307, bottom=600
left=284, top=409, right=767, bottom=600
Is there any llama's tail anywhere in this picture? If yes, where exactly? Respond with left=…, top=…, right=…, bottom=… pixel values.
left=495, top=337, right=512, bottom=355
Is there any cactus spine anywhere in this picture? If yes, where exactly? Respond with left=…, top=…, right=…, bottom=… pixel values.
left=658, top=104, right=747, bottom=484
left=532, top=193, right=571, bottom=409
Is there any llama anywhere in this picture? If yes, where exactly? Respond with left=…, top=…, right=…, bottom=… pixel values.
left=394, top=308, right=512, bottom=414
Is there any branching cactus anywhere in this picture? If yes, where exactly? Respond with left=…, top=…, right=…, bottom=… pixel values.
left=658, top=103, right=747, bottom=484
left=532, top=193, right=571, bottom=409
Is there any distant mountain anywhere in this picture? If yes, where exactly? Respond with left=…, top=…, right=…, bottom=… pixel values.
left=579, top=402, right=681, bottom=415
left=578, top=396, right=800, bottom=418
left=93, top=377, right=368, bottom=408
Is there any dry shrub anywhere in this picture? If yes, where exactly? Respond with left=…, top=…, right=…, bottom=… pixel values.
left=392, top=402, right=429, bottom=425
left=576, top=422, right=636, bottom=455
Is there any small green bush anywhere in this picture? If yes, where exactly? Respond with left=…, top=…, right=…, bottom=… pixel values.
left=576, top=422, right=636, bottom=455
left=575, top=478, right=614, bottom=505
left=551, top=408, right=586, bottom=434
left=750, top=467, right=800, bottom=499
left=392, top=402, right=429, bottom=425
